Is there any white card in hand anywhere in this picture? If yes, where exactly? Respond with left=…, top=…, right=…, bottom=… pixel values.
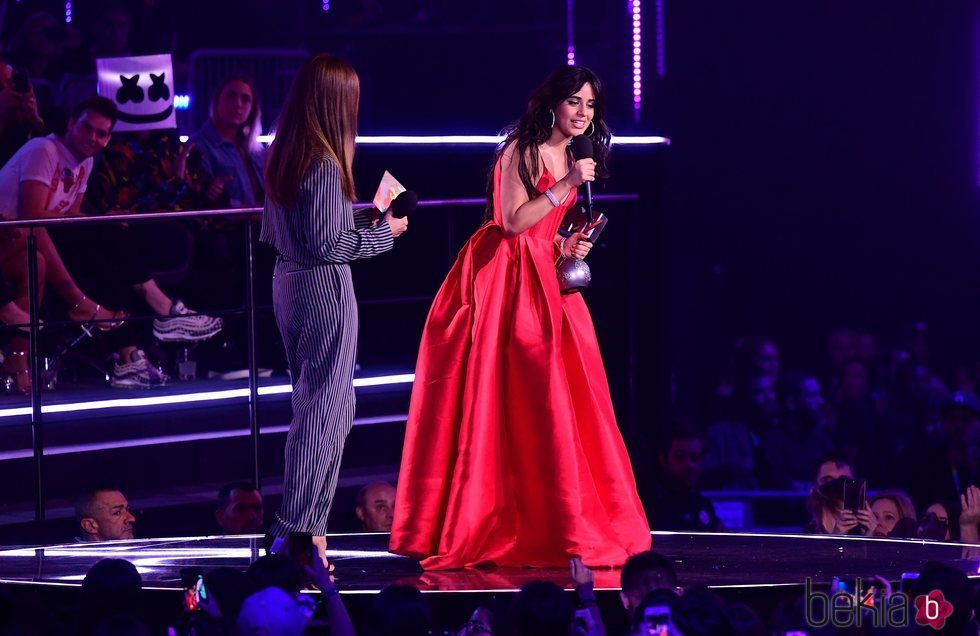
left=373, top=171, right=406, bottom=213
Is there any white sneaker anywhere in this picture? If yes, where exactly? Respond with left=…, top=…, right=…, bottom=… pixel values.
left=111, top=350, right=169, bottom=389
left=153, top=300, right=224, bottom=343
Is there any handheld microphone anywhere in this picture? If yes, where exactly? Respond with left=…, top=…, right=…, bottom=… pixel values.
left=569, top=135, right=594, bottom=222
left=390, top=190, right=418, bottom=219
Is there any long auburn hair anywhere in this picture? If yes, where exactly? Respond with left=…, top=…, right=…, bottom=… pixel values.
left=210, top=73, right=262, bottom=155
left=265, top=54, right=359, bottom=208
left=486, top=66, right=612, bottom=220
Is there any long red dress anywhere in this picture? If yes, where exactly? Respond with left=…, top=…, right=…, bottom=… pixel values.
left=389, top=157, right=651, bottom=570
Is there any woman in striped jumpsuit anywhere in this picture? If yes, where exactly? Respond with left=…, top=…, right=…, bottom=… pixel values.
left=260, top=54, right=408, bottom=550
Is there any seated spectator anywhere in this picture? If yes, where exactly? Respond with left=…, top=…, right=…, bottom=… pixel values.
left=76, top=487, right=135, bottom=542
left=0, top=96, right=221, bottom=391
left=918, top=501, right=955, bottom=540
left=215, top=482, right=264, bottom=535
left=620, top=551, right=680, bottom=619
left=803, top=457, right=878, bottom=536
left=355, top=482, right=396, bottom=532
left=908, top=391, right=980, bottom=509
left=958, top=485, right=980, bottom=544
left=79, top=558, right=143, bottom=635
left=185, top=72, right=275, bottom=379
left=869, top=490, right=916, bottom=537
left=363, top=584, right=432, bottom=636
left=0, top=59, right=46, bottom=168
left=649, top=428, right=724, bottom=532
left=703, top=372, right=776, bottom=490
left=189, top=74, right=264, bottom=209
left=508, top=581, right=575, bottom=636
left=814, top=454, right=855, bottom=486
left=758, top=371, right=832, bottom=489
left=457, top=601, right=505, bottom=636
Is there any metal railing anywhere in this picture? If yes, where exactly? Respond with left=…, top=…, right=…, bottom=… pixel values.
left=0, top=193, right=639, bottom=524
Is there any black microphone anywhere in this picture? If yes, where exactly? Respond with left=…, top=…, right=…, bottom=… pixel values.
left=569, top=135, right=593, bottom=222
left=390, top=190, right=418, bottom=219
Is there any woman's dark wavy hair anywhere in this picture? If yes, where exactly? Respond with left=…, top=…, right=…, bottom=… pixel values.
left=485, top=66, right=611, bottom=221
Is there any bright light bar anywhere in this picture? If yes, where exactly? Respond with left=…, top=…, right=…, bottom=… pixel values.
left=179, top=135, right=189, bottom=143
left=0, top=374, right=415, bottom=419
left=254, top=134, right=668, bottom=145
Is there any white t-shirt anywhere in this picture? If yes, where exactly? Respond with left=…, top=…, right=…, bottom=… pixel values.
left=0, top=134, right=92, bottom=219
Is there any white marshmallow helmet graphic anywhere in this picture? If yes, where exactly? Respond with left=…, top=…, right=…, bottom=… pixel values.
left=97, top=54, right=177, bottom=132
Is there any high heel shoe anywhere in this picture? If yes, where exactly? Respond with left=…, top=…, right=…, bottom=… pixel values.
left=68, top=295, right=126, bottom=335
left=2, top=348, right=30, bottom=395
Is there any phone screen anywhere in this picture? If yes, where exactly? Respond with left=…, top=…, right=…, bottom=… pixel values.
left=287, top=532, right=315, bottom=569
left=180, top=568, right=206, bottom=612
left=643, top=605, right=670, bottom=636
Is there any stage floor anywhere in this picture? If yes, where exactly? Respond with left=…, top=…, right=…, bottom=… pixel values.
left=1, top=531, right=978, bottom=593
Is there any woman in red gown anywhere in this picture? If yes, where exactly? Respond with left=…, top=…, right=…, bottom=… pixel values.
left=390, top=66, right=650, bottom=569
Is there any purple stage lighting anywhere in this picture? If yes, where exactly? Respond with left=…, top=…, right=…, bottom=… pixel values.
left=64, top=1, right=72, bottom=23
left=630, top=0, right=642, bottom=121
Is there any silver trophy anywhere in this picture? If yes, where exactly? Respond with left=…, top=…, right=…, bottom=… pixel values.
left=556, top=206, right=608, bottom=294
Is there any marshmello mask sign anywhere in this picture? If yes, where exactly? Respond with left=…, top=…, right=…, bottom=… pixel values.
left=96, top=54, right=177, bottom=131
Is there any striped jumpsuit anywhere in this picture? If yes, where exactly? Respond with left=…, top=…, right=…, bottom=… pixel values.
left=260, top=157, right=394, bottom=536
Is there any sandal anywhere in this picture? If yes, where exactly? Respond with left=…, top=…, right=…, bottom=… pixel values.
left=2, top=347, right=30, bottom=395
left=68, top=295, right=127, bottom=334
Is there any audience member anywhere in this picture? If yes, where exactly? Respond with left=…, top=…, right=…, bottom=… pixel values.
left=236, top=586, right=311, bottom=636
left=803, top=457, right=878, bottom=535
left=457, top=601, right=504, bottom=636
left=215, top=482, right=264, bottom=535
left=650, top=428, right=724, bottom=532
left=869, top=490, right=916, bottom=537
left=189, top=74, right=264, bottom=209
left=76, top=487, right=136, bottom=542
left=907, top=391, right=980, bottom=508
left=78, top=558, right=143, bottom=635
left=355, top=481, right=396, bottom=532
left=620, top=550, right=680, bottom=619
left=0, top=95, right=124, bottom=392
left=758, top=371, right=832, bottom=489
left=0, top=58, right=46, bottom=167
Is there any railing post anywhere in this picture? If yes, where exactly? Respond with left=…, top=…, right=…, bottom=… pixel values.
left=246, top=220, right=261, bottom=491
left=27, top=229, right=44, bottom=522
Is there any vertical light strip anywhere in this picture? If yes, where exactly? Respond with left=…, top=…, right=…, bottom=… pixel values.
left=566, top=0, right=576, bottom=65
left=631, top=0, right=643, bottom=122
left=656, top=0, right=665, bottom=77
left=64, top=1, right=73, bottom=23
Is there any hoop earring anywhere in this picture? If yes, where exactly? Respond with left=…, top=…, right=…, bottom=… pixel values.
left=549, top=111, right=555, bottom=129
left=585, top=121, right=595, bottom=136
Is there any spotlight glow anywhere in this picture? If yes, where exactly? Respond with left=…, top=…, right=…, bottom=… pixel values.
left=174, top=95, right=191, bottom=110
left=64, top=1, right=72, bottom=23
left=254, top=134, right=668, bottom=145
left=630, top=0, right=643, bottom=120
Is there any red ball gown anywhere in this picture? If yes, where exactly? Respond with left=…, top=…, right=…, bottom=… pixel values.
left=389, top=158, right=651, bottom=569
